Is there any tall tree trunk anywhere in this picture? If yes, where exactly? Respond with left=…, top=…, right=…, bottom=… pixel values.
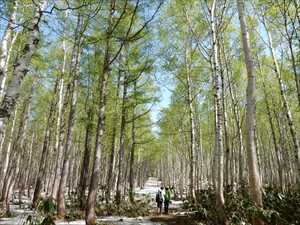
left=219, top=45, right=230, bottom=188
left=57, top=15, right=83, bottom=217
left=263, top=82, right=284, bottom=190
left=51, top=12, right=68, bottom=199
left=51, top=78, right=66, bottom=199
left=237, top=0, right=264, bottom=224
left=85, top=63, right=109, bottom=225
left=226, top=69, right=244, bottom=187
left=210, top=0, right=225, bottom=223
left=129, top=80, right=137, bottom=203
left=17, top=100, right=30, bottom=206
left=186, top=57, right=196, bottom=201
left=57, top=79, right=78, bottom=218
left=184, top=9, right=196, bottom=201
left=105, top=71, right=121, bottom=202
left=85, top=7, right=112, bottom=221
left=0, top=0, right=48, bottom=135
left=78, top=103, right=93, bottom=209
left=115, top=70, right=128, bottom=205
left=33, top=79, right=59, bottom=208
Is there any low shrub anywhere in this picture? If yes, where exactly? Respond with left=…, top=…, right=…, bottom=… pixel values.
left=37, top=198, right=56, bottom=216
left=191, top=187, right=299, bottom=225
left=96, top=199, right=151, bottom=217
left=23, top=198, right=56, bottom=225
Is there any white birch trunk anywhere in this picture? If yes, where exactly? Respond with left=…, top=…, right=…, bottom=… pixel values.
left=0, top=0, right=48, bottom=135
left=210, top=0, right=225, bottom=222
left=51, top=40, right=67, bottom=199
left=0, top=0, right=18, bottom=90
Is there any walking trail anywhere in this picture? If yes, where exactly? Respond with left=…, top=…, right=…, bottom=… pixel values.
left=0, top=177, right=193, bottom=225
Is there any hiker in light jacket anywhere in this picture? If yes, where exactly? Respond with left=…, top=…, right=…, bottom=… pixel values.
left=155, top=187, right=164, bottom=214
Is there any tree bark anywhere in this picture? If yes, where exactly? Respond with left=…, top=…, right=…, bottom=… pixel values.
left=85, top=63, right=109, bottom=225
left=51, top=10, right=68, bottom=199
left=105, top=71, right=121, bottom=202
left=210, top=0, right=225, bottom=223
left=0, top=0, right=48, bottom=135
left=85, top=6, right=112, bottom=221
left=237, top=0, right=264, bottom=224
left=129, top=80, right=137, bottom=202
left=78, top=101, right=93, bottom=209
left=0, top=108, right=17, bottom=191
left=115, top=70, right=128, bottom=205
left=57, top=15, right=83, bottom=217
left=33, top=78, right=59, bottom=208
left=0, top=0, right=18, bottom=100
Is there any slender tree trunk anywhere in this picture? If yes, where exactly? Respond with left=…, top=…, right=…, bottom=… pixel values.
left=57, top=15, right=83, bottom=217
left=1, top=89, right=31, bottom=210
left=282, top=7, right=300, bottom=107
left=85, top=66, right=109, bottom=225
left=51, top=14, right=68, bottom=199
left=210, top=0, right=225, bottom=223
left=17, top=100, right=30, bottom=206
left=222, top=33, right=245, bottom=188
left=184, top=10, right=196, bottom=201
left=237, top=0, right=264, bottom=224
left=78, top=105, right=93, bottom=209
left=0, top=108, right=17, bottom=191
left=4, top=154, right=21, bottom=214
left=219, top=47, right=230, bottom=188
left=51, top=77, right=65, bottom=199
left=129, top=81, right=137, bottom=203
left=263, top=19, right=300, bottom=183
left=186, top=59, right=196, bottom=201
left=105, top=71, right=121, bottom=202
left=116, top=70, right=128, bottom=205
left=24, top=133, right=35, bottom=198
left=57, top=81, right=78, bottom=217
left=33, top=79, right=58, bottom=208
left=86, top=14, right=112, bottom=223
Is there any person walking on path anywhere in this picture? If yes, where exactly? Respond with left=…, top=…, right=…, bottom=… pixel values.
left=164, top=187, right=171, bottom=214
left=156, top=187, right=164, bottom=215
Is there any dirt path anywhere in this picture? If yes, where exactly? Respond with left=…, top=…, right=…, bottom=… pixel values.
left=150, top=214, right=200, bottom=225
left=1, top=177, right=195, bottom=225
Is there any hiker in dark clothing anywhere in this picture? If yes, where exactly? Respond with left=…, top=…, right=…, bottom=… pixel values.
left=156, top=187, right=164, bottom=214
left=164, top=187, right=171, bottom=214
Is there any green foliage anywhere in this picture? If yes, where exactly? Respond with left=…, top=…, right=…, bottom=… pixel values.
left=23, top=215, right=55, bottom=225
left=95, top=199, right=151, bottom=217
left=65, top=208, right=85, bottom=222
left=0, top=207, right=5, bottom=218
left=23, top=198, right=56, bottom=225
left=263, top=188, right=300, bottom=224
left=188, top=188, right=299, bottom=225
left=37, top=198, right=56, bottom=216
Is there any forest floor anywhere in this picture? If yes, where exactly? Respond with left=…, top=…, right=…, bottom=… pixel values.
left=0, top=177, right=200, bottom=225
left=149, top=213, right=199, bottom=225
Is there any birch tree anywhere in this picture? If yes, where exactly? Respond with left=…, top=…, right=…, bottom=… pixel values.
left=237, top=0, right=264, bottom=224
left=0, top=0, right=48, bottom=135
